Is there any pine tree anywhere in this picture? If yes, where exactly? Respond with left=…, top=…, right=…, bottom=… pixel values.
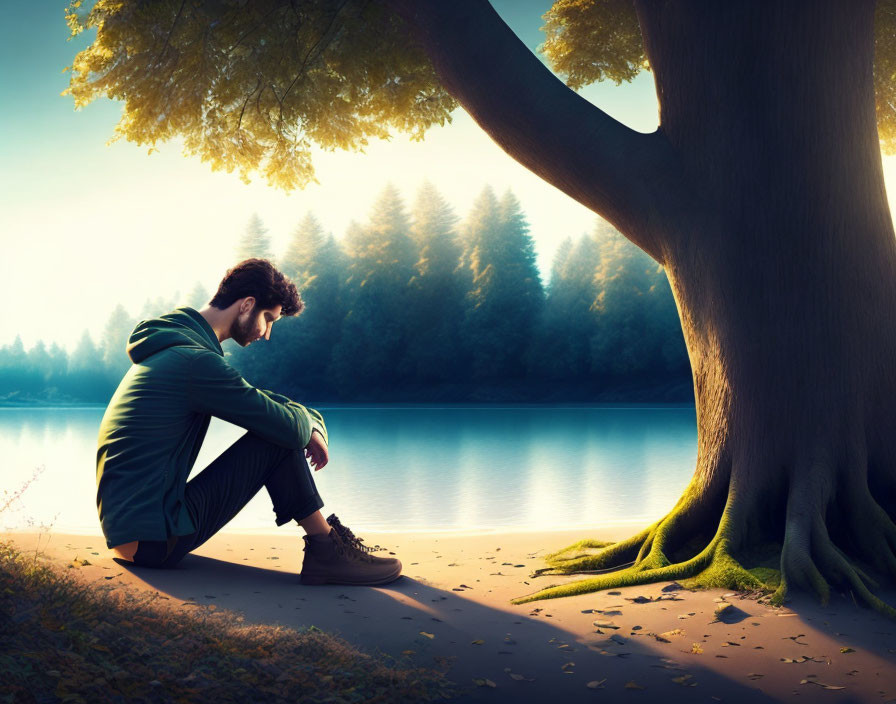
left=461, top=187, right=544, bottom=381
left=534, top=234, right=601, bottom=382
left=233, top=212, right=346, bottom=398
left=332, top=185, right=418, bottom=394
left=47, top=342, right=70, bottom=395
left=187, top=281, right=210, bottom=309
left=402, top=182, right=465, bottom=383
left=101, top=304, right=137, bottom=381
left=0, top=336, right=30, bottom=396
left=67, top=329, right=111, bottom=401
left=281, top=212, right=326, bottom=287
left=589, top=219, right=687, bottom=380
left=235, top=212, right=274, bottom=263
left=139, top=295, right=178, bottom=319
left=26, top=340, right=54, bottom=385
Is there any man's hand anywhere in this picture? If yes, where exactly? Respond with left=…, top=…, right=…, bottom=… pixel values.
left=304, top=429, right=329, bottom=471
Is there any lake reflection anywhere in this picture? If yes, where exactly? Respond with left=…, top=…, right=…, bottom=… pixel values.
left=1, top=405, right=697, bottom=536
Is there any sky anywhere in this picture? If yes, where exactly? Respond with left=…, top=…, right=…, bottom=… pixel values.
left=1, top=1, right=895, bottom=355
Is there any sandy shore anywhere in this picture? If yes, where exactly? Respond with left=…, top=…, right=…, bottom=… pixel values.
left=4, top=525, right=896, bottom=703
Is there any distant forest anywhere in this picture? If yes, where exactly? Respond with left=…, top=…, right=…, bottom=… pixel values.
left=0, top=184, right=693, bottom=404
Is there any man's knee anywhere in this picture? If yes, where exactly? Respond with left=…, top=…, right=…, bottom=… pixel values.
left=239, top=431, right=298, bottom=459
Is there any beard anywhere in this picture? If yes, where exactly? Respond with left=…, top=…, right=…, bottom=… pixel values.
left=229, top=311, right=257, bottom=346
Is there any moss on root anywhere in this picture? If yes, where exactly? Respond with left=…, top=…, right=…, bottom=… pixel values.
left=511, top=537, right=774, bottom=605
left=511, top=522, right=896, bottom=620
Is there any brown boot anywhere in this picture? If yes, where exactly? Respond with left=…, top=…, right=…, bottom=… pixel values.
left=300, top=525, right=402, bottom=586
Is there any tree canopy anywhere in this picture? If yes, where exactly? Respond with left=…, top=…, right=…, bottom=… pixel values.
left=64, top=0, right=456, bottom=190
left=65, top=0, right=896, bottom=189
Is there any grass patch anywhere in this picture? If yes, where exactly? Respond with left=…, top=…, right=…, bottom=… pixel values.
left=0, top=537, right=456, bottom=703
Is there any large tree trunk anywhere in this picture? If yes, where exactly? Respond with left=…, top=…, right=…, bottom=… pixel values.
left=393, top=0, right=896, bottom=614
left=628, top=0, right=896, bottom=611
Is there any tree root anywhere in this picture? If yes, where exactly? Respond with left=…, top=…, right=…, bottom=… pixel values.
left=513, top=478, right=762, bottom=604
left=512, top=473, right=896, bottom=619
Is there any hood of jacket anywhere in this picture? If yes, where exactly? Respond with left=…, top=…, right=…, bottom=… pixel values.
left=126, top=307, right=224, bottom=363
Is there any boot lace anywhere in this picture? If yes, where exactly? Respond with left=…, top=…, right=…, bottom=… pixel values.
left=326, top=514, right=380, bottom=559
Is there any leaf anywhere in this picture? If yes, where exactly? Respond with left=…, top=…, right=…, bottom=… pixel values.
left=471, top=639, right=484, bottom=645
left=419, top=631, right=434, bottom=639
left=473, top=678, right=496, bottom=688
left=801, top=679, right=845, bottom=690
left=691, top=643, right=704, bottom=654
left=840, top=647, right=855, bottom=654
left=593, top=620, right=620, bottom=629
left=586, top=679, right=606, bottom=689
left=659, top=629, right=683, bottom=639
left=625, top=680, right=644, bottom=689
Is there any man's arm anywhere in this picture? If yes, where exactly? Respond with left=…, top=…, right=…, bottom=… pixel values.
left=258, top=387, right=328, bottom=446
left=188, top=351, right=321, bottom=450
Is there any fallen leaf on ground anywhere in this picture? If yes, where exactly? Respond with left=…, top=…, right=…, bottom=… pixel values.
left=659, top=629, right=684, bottom=640
left=419, top=632, right=435, bottom=639
left=672, top=674, right=695, bottom=686
left=473, top=678, right=496, bottom=688
left=784, top=634, right=809, bottom=645
left=780, top=656, right=821, bottom=664
left=593, top=620, right=620, bottom=630
left=840, top=647, right=855, bottom=654
left=586, top=679, right=606, bottom=689
left=800, top=679, right=844, bottom=690
left=691, top=643, right=704, bottom=654
left=625, top=681, right=644, bottom=689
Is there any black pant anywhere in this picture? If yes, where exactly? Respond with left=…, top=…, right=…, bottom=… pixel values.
left=124, top=432, right=324, bottom=569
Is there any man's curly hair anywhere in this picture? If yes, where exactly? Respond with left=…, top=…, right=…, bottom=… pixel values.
left=209, top=258, right=303, bottom=316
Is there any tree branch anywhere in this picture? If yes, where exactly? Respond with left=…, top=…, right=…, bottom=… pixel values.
left=155, top=0, right=187, bottom=67
left=386, top=0, right=682, bottom=263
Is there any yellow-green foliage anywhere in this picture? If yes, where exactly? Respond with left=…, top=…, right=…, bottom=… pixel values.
left=63, top=0, right=896, bottom=190
left=540, top=0, right=646, bottom=89
left=875, top=0, right=896, bottom=152
left=0, top=538, right=454, bottom=702
left=64, top=0, right=456, bottom=191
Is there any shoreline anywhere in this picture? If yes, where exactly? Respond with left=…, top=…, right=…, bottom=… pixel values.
left=3, top=522, right=654, bottom=540
left=4, top=527, right=895, bottom=703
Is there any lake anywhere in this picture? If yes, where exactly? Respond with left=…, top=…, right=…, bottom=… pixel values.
left=0, top=404, right=697, bottom=537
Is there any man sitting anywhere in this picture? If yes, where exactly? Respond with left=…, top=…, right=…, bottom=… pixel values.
left=96, top=257, right=401, bottom=585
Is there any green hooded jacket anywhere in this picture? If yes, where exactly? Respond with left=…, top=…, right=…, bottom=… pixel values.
left=96, top=306, right=327, bottom=549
